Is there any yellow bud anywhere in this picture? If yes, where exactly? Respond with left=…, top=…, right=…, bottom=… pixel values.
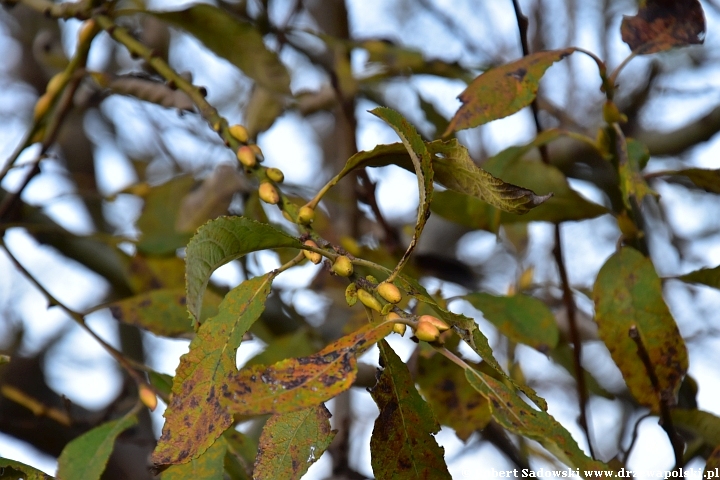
left=282, top=211, right=293, bottom=222
left=46, top=73, right=65, bottom=97
left=414, top=320, right=441, bottom=342
left=377, top=282, right=401, bottom=304
left=78, top=19, right=97, bottom=45
left=303, top=240, right=322, bottom=264
left=33, top=93, right=53, bottom=120
left=258, top=182, right=279, bottom=204
left=418, top=314, right=450, bottom=332
left=392, top=322, right=407, bottom=336
left=249, top=144, right=264, bottom=161
left=228, top=124, right=249, bottom=143
left=139, top=384, right=158, bottom=411
left=298, top=206, right=315, bottom=225
left=602, top=101, right=627, bottom=124
left=237, top=146, right=257, bottom=168
left=266, top=167, right=284, bottom=183
left=357, top=288, right=382, bottom=312
left=331, top=255, right=353, bottom=277
left=340, top=236, right=361, bottom=257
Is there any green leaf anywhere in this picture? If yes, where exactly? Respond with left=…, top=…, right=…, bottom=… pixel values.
left=621, top=0, right=705, bottom=54
left=618, top=138, right=657, bottom=210
left=0, top=458, right=53, bottom=480
left=57, top=414, right=137, bottom=480
left=137, top=176, right=195, bottom=255
left=444, top=49, right=575, bottom=135
left=676, top=265, right=720, bottom=289
left=656, top=168, right=720, bottom=194
left=222, top=321, right=394, bottom=415
left=106, top=288, right=222, bottom=337
left=244, top=328, right=317, bottom=368
left=431, top=138, right=551, bottom=214
left=417, top=353, right=491, bottom=441
left=369, top=342, right=452, bottom=480
left=395, top=274, right=548, bottom=411
left=152, top=274, right=273, bottom=466
left=223, top=429, right=257, bottom=480
left=430, top=190, right=498, bottom=230
left=462, top=292, right=559, bottom=352
left=464, top=368, right=609, bottom=471
left=162, top=436, right=227, bottom=480
left=254, top=405, right=336, bottom=480
left=150, top=4, right=290, bottom=93
left=370, top=107, right=434, bottom=279
left=670, top=408, right=720, bottom=448
left=148, top=370, right=174, bottom=398
left=593, top=247, right=688, bottom=412
left=185, top=216, right=301, bottom=322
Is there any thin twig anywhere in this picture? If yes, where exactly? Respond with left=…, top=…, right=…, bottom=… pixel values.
left=511, top=0, right=595, bottom=459
left=628, top=325, right=685, bottom=468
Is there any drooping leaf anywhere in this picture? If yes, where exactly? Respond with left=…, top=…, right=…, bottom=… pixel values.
left=395, top=274, right=547, bottom=411
left=0, top=458, right=53, bottom=480
left=655, top=168, right=720, bottom=194
left=463, top=292, right=559, bottom=352
left=464, top=368, right=609, bottom=471
left=670, top=408, right=720, bottom=448
left=444, top=49, right=575, bottom=136
left=57, top=415, right=138, bottom=480
left=152, top=274, right=273, bottom=467
left=223, top=429, right=257, bottom=480
left=222, top=321, right=394, bottom=415
left=362, top=39, right=473, bottom=81
left=369, top=342, right=452, bottom=480
left=370, top=107, right=434, bottom=278
left=244, top=328, right=317, bottom=368
left=106, top=287, right=222, bottom=337
left=244, top=85, right=286, bottom=138
left=618, top=137, right=657, bottom=209
left=676, top=265, right=720, bottom=289
left=431, top=138, right=551, bottom=214
left=417, top=353, right=491, bottom=441
left=150, top=4, right=290, bottom=93
left=430, top=190, right=498, bottom=230
left=148, top=370, right=174, bottom=399
left=254, top=405, right=336, bottom=480
left=185, top=216, right=301, bottom=322
left=593, top=247, right=688, bottom=412
left=136, top=176, right=195, bottom=255
left=621, top=0, right=706, bottom=54
left=162, top=436, right=227, bottom=480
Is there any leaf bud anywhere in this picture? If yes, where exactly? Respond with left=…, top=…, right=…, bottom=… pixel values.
left=377, top=282, right=401, bottom=304
left=414, top=320, right=441, bottom=342
left=237, top=146, right=257, bottom=168
left=297, top=206, right=315, bottom=225
left=303, top=240, right=322, bottom=264
left=602, top=101, right=627, bottom=124
left=331, top=255, right=353, bottom=277
left=392, top=323, right=407, bottom=336
left=228, top=124, right=249, bottom=143
left=266, top=167, right=284, bottom=183
left=357, top=288, right=382, bottom=312
left=417, top=314, right=450, bottom=332
left=33, top=93, right=53, bottom=120
left=139, top=384, right=158, bottom=411
left=45, top=73, right=65, bottom=97
left=258, top=182, right=279, bottom=204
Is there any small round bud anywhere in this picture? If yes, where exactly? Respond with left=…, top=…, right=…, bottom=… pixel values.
left=45, top=73, right=65, bottom=97
left=303, top=240, right=322, bottom=264
left=266, top=167, right=284, bottom=183
left=417, top=314, right=450, bottom=332
left=357, top=289, right=382, bottom=312
left=331, top=255, right=353, bottom=277
left=228, top=124, right=249, bottom=143
left=258, top=182, right=279, bottom=204
left=139, top=384, right=158, bottom=411
left=282, top=211, right=293, bottom=222
left=345, top=283, right=358, bottom=306
left=392, top=323, right=407, bottom=336
left=414, top=320, right=441, bottom=342
left=237, top=146, right=257, bottom=168
left=298, top=206, right=315, bottom=225
left=377, top=282, right=401, bottom=304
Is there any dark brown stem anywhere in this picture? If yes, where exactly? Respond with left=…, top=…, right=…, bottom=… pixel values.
left=512, top=0, right=595, bottom=459
left=628, top=326, right=685, bottom=468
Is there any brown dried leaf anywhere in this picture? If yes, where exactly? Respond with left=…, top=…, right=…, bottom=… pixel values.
left=621, top=0, right=706, bottom=54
